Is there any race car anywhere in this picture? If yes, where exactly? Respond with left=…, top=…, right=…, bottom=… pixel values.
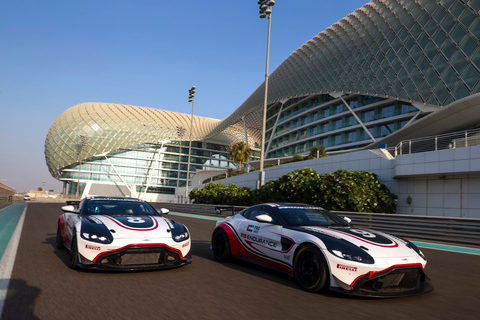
left=56, top=196, right=191, bottom=270
left=211, top=203, right=433, bottom=297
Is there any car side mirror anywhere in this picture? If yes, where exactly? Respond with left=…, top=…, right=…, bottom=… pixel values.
left=61, top=205, right=77, bottom=213
left=343, top=216, right=352, bottom=224
left=159, top=208, right=169, bottom=215
left=256, top=214, right=273, bottom=223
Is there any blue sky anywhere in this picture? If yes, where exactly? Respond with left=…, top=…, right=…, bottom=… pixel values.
left=0, top=0, right=368, bottom=193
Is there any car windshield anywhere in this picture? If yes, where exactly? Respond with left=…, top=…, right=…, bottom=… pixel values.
left=84, top=200, right=158, bottom=216
left=277, top=206, right=349, bottom=227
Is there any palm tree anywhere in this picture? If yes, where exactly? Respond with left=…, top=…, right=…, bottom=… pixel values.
left=228, top=141, right=251, bottom=173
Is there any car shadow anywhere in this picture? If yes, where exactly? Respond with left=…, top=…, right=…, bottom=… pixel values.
left=190, top=239, right=349, bottom=298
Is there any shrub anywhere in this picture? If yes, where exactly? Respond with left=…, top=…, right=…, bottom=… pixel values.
left=311, top=170, right=397, bottom=213
left=190, top=169, right=397, bottom=213
left=189, top=183, right=251, bottom=206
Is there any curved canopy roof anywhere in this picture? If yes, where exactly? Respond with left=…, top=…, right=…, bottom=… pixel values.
left=45, top=103, right=249, bottom=177
left=205, top=0, right=480, bottom=142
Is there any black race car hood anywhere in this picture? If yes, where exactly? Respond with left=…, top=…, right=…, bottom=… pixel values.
left=289, top=225, right=418, bottom=258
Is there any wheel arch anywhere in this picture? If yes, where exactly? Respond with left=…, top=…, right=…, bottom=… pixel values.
left=293, top=240, right=332, bottom=275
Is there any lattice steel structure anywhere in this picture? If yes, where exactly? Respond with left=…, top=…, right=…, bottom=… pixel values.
left=45, top=103, right=257, bottom=197
left=205, top=0, right=480, bottom=155
left=46, top=0, right=480, bottom=195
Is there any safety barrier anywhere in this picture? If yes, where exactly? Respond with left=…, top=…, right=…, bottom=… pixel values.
left=153, top=203, right=480, bottom=247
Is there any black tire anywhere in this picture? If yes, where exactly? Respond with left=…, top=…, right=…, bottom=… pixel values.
left=293, top=244, right=329, bottom=292
left=56, top=223, right=65, bottom=250
left=69, top=232, right=79, bottom=269
left=212, top=229, right=231, bottom=262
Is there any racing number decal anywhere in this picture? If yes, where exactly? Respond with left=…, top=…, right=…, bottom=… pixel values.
left=127, top=217, right=146, bottom=224
left=103, top=215, right=158, bottom=231
left=350, top=229, right=376, bottom=238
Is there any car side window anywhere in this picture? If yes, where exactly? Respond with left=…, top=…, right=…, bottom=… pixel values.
left=244, top=207, right=259, bottom=220
left=251, top=207, right=278, bottom=224
left=77, top=199, right=86, bottom=214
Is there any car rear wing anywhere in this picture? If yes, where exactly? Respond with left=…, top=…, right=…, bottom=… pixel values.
left=66, top=200, right=80, bottom=208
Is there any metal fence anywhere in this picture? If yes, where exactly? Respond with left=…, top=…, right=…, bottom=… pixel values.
left=393, top=128, right=480, bottom=156
left=152, top=203, right=480, bottom=247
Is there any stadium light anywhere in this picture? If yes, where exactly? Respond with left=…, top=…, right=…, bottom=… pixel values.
left=257, top=0, right=275, bottom=188
left=185, top=86, right=195, bottom=202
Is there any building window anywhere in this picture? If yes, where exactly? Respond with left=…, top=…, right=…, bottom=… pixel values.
left=363, top=110, right=375, bottom=122
left=333, top=134, right=342, bottom=145
left=347, top=131, right=357, bottom=142
left=381, top=105, right=395, bottom=118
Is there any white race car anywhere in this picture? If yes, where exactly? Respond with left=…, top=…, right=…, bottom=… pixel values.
left=57, top=196, right=191, bottom=270
left=211, top=203, right=433, bottom=297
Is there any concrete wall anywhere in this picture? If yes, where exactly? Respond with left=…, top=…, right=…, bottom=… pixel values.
left=206, top=145, right=480, bottom=218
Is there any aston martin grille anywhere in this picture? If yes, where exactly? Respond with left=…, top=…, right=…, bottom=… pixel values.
left=361, top=268, right=424, bottom=294
left=98, top=246, right=181, bottom=269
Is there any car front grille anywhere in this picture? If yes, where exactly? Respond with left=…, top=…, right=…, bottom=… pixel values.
left=358, top=267, right=426, bottom=295
left=97, top=246, right=181, bottom=269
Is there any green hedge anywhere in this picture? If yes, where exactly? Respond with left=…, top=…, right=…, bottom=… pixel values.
left=189, top=168, right=397, bottom=213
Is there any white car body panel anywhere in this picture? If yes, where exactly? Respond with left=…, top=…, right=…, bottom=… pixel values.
left=212, top=203, right=432, bottom=297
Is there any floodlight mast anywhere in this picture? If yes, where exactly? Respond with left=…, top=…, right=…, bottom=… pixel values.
left=185, top=86, right=195, bottom=202
left=257, top=0, right=275, bottom=188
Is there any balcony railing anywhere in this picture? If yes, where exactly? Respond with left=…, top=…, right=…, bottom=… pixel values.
left=393, top=128, right=480, bottom=156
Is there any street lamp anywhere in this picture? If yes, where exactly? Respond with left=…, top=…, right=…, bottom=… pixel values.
left=185, top=86, right=195, bottom=203
left=176, top=126, right=187, bottom=188
left=257, top=0, right=275, bottom=188
left=76, top=135, right=90, bottom=198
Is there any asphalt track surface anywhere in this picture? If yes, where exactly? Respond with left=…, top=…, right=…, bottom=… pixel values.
left=2, top=203, right=480, bottom=320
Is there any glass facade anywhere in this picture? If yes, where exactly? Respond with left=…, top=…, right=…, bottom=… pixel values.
left=265, top=94, right=425, bottom=158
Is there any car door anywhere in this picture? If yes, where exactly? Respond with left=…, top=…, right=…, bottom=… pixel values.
left=238, top=206, right=284, bottom=262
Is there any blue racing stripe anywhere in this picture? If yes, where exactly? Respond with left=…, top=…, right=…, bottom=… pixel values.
left=169, top=211, right=224, bottom=221
left=412, top=241, right=480, bottom=256
left=0, top=203, right=27, bottom=261
left=169, top=211, right=480, bottom=256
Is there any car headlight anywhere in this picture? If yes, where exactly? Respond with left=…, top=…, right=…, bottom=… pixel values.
left=323, top=237, right=375, bottom=264
left=174, top=231, right=189, bottom=242
left=81, top=232, right=113, bottom=244
left=331, top=249, right=374, bottom=264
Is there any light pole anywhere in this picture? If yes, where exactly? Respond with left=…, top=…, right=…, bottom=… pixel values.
left=176, top=126, right=186, bottom=188
left=257, top=0, right=275, bottom=188
left=185, top=86, right=195, bottom=203
left=76, top=135, right=90, bottom=198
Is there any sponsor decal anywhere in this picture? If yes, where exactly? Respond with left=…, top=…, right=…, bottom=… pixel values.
left=247, top=225, right=260, bottom=233
left=246, top=234, right=277, bottom=248
left=165, top=219, right=175, bottom=229
left=241, top=233, right=246, bottom=238
left=337, top=264, right=357, bottom=272
left=85, top=244, right=101, bottom=251
left=182, top=241, right=190, bottom=248
left=284, top=254, right=291, bottom=260
left=278, top=205, right=323, bottom=210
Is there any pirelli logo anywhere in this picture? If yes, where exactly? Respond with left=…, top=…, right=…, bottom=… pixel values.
left=337, top=264, right=357, bottom=272
left=85, top=244, right=101, bottom=251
